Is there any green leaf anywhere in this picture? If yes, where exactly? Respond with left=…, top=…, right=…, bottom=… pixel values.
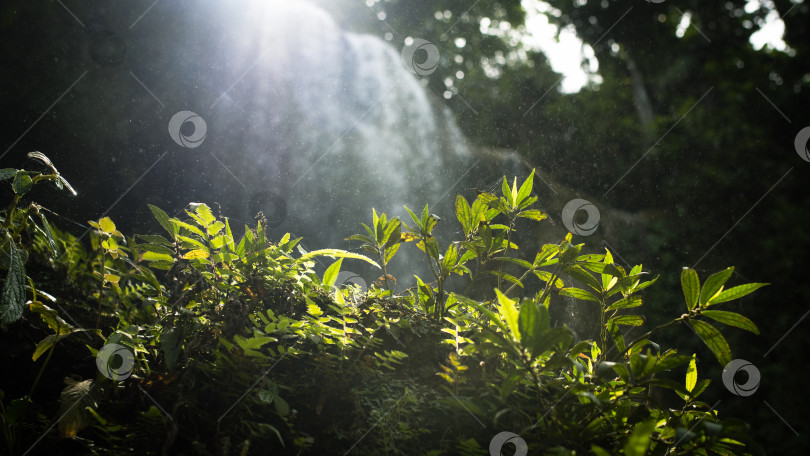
left=234, top=335, right=277, bottom=351
left=495, top=289, right=520, bottom=340
left=516, top=169, right=534, bottom=204
left=322, top=258, right=343, bottom=288
left=688, top=319, right=732, bottom=366
left=501, top=177, right=511, bottom=205
left=37, top=213, right=59, bottom=257
left=171, top=219, right=206, bottom=238
left=297, top=249, right=379, bottom=268
left=611, top=314, right=645, bottom=326
left=12, top=172, right=33, bottom=195
left=686, top=354, right=697, bottom=392
left=455, top=194, right=472, bottom=234
left=518, top=302, right=545, bottom=354
left=192, top=203, right=216, bottom=226
left=137, top=234, right=173, bottom=246
left=141, top=251, right=174, bottom=263
left=177, top=234, right=209, bottom=252
left=565, top=265, right=602, bottom=292
left=273, top=394, right=290, bottom=417
left=161, top=328, right=182, bottom=372
left=559, top=287, right=600, bottom=302
left=98, top=217, right=117, bottom=234
left=681, top=268, right=700, bottom=310
left=708, top=282, right=768, bottom=305
left=0, top=168, right=17, bottom=181
left=624, top=419, right=657, bottom=456
left=148, top=204, right=177, bottom=239
left=700, top=267, right=734, bottom=306
left=607, top=295, right=642, bottom=311
left=1, top=241, right=26, bottom=325
left=383, top=222, right=401, bottom=249
left=516, top=209, right=546, bottom=222
left=591, top=445, right=610, bottom=456
left=182, top=249, right=209, bottom=260
left=138, top=243, right=175, bottom=256
left=701, top=310, right=759, bottom=335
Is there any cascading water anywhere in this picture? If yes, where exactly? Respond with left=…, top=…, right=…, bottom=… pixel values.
left=18, top=0, right=482, bottom=283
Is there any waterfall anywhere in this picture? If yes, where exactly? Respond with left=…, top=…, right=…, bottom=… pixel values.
left=30, top=0, right=477, bottom=283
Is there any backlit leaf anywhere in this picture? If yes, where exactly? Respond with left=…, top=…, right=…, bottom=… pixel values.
left=688, top=319, right=732, bottom=366
left=681, top=268, right=700, bottom=310
left=701, top=310, right=759, bottom=335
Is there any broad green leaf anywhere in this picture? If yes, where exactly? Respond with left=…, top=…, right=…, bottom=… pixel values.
left=533, top=270, right=564, bottom=288
left=322, top=258, right=343, bottom=288
left=559, top=287, right=600, bottom=302
left=148, top=204, right=176, bottom=238
left=1, top=241, right=26, bottom=324
left=591, top=445, right=610, bottom=456
left=516, top=169, right=534, bottom=204
left=492, top=256, right=533, bottom=270
left=58, top=378, right=96, bottom=438
left=161, top=328, right=182, bottom=372
left=516, top=209, right=546, bottom=221
left=383, top=242, right=401, bottom=264
left=177, top=235, right=209, bottom=252
left=701, top=310, right=759, bottom=335
left=611, top=314, right=645, bottom=326
left=12, top=172, right=33, bottom=195
left=297, top=249, right=379, bottom=268
left=607, top=295, right=642, bottom=311
left=383, top=222, right=401, bottom=249
left=192, top=203, right=216, bottom=225
left=495, top=289, right=520, bottom=340
left=686, top=354, right=697, bottom=392
left=141, top=251, right=174, bottom=263
left=138, top=243, right=174, bottom=256
left=182, top=249, right=209, bottom=260
left=137, top=234, right=172, bottom=246
left=234, top=335, right=277, bottom=351
left=624, top=419, right=657, bottom=456
left=37, top=213, right=59, bottom=257
left=0, top=168, right=16, bottom=180
left=565, top=265, right=602, bottom=292
left=708, top=282, right=768, bottom=305
left=518, top=302, right=544, bottom=352
left=688, top=319, right=732, bottom=366
left=681, top=268, right=700, bottom=310
left=700, top=267, right=734, bottom=305
left=171, top=219, right=206, bottom=238
left=489, top=271, right=523, bottom=288
left=98, top=217, right=117, bottom=234
left=207, top=221, right=225, bottom=236
left=455, top=194, right=472, bottom=233
left=501, top=177, right=511, bottom=205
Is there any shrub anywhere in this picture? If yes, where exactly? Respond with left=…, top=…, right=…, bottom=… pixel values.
left=0, top=155, right=765, bottom=455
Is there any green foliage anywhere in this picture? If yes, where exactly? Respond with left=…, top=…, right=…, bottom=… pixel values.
left=0, top=168, right=766, bottom=455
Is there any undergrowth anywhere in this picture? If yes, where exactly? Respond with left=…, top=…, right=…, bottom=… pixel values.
left=0, top=153, right=766, bottom=455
